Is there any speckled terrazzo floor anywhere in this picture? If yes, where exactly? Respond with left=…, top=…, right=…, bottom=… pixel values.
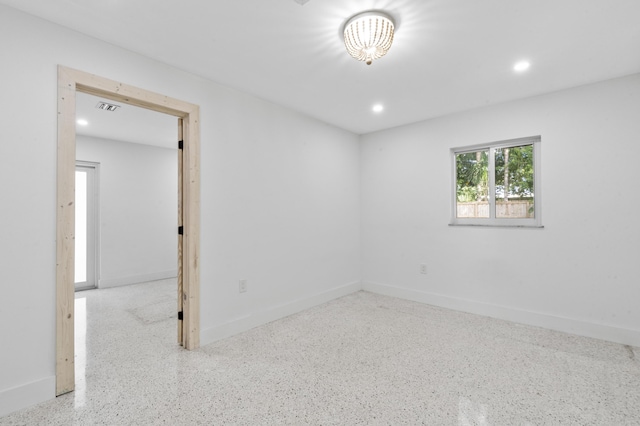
left=2, top=280, right=640, bottom=425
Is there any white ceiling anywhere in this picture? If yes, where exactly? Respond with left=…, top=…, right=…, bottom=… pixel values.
left=4, top=0, right=640, bottom=135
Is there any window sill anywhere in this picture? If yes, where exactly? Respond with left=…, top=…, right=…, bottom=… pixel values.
left=448, top=223, right=544, bottom=229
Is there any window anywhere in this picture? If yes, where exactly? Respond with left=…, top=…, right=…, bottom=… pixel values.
left=451, top=136, right=541, bottom=227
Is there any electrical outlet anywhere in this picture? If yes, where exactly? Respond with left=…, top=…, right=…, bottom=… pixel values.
left=420, top=263, right=427, bottom=274
left=239, top=279, right=247, bottom=293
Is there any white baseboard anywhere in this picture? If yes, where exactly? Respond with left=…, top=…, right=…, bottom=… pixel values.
left=0, top=376, right=55, bottom=418
left=99, top=269, right=177, bottom=289
left=363, top=281, right=640, bottom=347
left=201, top=281, right=362, bottom=346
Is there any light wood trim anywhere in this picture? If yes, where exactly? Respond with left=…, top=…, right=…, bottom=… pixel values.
left=181, top=109, right=201, bottom=350
left=56, top=66, right=201, bottom=395
left=62, top=67, right=195, bottom=118
left=177, top=118, right=184, bottom=345
left=56, top=66, right=77, bottom=396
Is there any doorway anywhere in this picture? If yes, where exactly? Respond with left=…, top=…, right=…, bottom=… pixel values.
left=74, top=161, right=99, bottom=291
left=56, top=66, right=201, bottom=396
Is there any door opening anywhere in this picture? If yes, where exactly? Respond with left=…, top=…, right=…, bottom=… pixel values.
left=56, top=66, right=201, bottom=396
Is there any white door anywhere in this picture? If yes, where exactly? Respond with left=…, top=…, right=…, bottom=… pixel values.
left=75, top=162, right=99, bottom=291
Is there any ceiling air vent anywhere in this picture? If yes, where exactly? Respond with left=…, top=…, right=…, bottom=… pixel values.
left=95, top=101, right=121, bottom=112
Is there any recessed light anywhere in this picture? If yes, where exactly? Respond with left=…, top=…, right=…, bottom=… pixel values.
left=513, top=60, right=531, bottom=72
left=372, top=104, right=384, bottom=113
left=77, top=119, right=89, bottom=126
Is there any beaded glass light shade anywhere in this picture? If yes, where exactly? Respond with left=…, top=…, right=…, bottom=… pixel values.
left=343, top=11, right=395, bottom=65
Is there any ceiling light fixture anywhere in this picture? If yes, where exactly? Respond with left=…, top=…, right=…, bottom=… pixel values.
left=343, top=11, right=395, bottom=65
left=513, top=60, right=531, bottom=72
left=372, top=104, right=384, bottom=113
left=77, top=119, right=88, bottom=126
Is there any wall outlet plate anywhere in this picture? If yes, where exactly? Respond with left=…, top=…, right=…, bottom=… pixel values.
left=239, top=279, right=247, bottom=293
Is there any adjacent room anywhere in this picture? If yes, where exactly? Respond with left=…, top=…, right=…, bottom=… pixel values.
left=1, top=0, right=639, bottom=424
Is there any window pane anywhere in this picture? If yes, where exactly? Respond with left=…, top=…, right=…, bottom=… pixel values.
left=494, top=144, right=534, bottom=218
left=456, top=150, right=489, bottom=218
left=75, top=170, right=87, bottom=283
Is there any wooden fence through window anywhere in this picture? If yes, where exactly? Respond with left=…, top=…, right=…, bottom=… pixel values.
left=457, top=201, right=534, bottom=218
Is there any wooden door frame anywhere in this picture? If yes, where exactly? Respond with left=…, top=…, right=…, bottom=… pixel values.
left=56, top=66, right=200, bottom=396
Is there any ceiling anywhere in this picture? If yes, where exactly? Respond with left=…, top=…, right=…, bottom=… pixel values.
left=76, top=92, right=177, bottom=149
left=4, top=0, right=640, bottom=135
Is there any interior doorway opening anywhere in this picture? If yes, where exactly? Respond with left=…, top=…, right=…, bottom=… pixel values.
left=57, top=66, right=201, bottom=396
left=74, top=91, right=179, bottom=292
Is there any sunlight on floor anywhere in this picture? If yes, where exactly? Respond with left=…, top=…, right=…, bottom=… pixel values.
left=458, top=396, right=489, bottom=426
left=74, top=297, right=87, bottom=409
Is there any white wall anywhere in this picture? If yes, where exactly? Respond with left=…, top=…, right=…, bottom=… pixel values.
left=0, top=5, right=360, bottom=416
left=361, top=73, right=640, bottom=347
left=76, top=136, right=178, bottom=287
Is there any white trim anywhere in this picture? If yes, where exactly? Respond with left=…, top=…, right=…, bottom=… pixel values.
left=0, top=376, right=55, bottom=418
left=450, top=136, right=541, bottom=227
left=75, top=161, right=100, bottom=291
left=99, top=269, right=177, bottom=289
left=201, top=281, right=362, bottom=346
left=362, top=280, right=640, bottom=347
left=533, top=137, right=542, bottom=223
left=451, top=135, right=542, bottom=154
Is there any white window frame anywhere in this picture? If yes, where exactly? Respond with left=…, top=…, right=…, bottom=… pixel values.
left=450, top=136, right=542, bottom=227
left=75, top=160, right=101, bottom=291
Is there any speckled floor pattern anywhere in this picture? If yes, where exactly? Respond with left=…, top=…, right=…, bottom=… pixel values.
left=2, top=279, right=640, bottom=425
